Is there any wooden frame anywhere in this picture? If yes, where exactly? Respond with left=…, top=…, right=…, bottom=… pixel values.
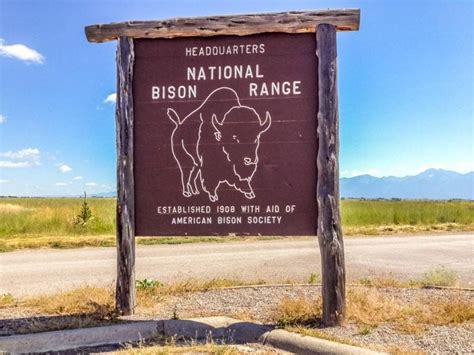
left=88, top=9, right=358, bottom=324
left=85, top=9, right=359, bottom=42
left=116, top=37, right=136, bottom=315
left=316, top=24, right=346, bottom=325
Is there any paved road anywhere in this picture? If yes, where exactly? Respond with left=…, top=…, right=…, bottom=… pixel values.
left=1, top=234, right=472, bottom=296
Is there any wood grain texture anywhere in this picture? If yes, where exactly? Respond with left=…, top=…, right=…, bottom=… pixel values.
left=316, top=24, right=346, bottom=326
left=85, top=9, right=360, bottom=43
left=115, top=37, right=136, bottom=316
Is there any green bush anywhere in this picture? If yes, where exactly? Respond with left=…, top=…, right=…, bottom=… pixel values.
left=73, top=193, right=94, bottom=226
left=421, top=266, right=459, bottom=287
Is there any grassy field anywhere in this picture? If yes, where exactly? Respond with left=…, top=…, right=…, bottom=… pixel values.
left=0, top=197, right=472, bottom=252
left=341, top=199, right=474, bottom=235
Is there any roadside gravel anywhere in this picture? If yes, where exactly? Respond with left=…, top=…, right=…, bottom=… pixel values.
left=1, top=285, right=472, bottom=353
left=146, top=285, right=473, bottom=353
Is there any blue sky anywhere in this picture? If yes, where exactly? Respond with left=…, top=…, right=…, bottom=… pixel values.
left=0, top=0, right=472, bottom=196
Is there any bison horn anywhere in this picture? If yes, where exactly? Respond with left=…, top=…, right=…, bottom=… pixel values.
left=259, top=111, right=272, bottom=134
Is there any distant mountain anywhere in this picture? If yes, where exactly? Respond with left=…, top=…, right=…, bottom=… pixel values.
left=91, top=191, right=116, bottom=198
left=341, top=169, right=474, bottom=200
left=39, top=169, right=472, bottom=200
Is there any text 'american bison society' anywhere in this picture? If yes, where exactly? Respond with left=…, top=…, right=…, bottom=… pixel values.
left=156, top=204, right=297, bottom=225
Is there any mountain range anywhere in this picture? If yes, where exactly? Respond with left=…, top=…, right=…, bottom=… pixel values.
left=340, top=169, right=473, bottom=200
left=91, top=169, right=473, bottom=200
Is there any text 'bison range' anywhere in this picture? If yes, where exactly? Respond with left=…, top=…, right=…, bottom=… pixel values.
left=166, top=87, right=271, bottom=203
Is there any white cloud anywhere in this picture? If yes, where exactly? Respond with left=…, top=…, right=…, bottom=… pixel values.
left=0, top=147, right=40, bottom=169
left=55, top=182, right=68, bottom=186
left=0, top=161, right=33, bottom=168
left=0, top=148, right=40, bottom=159
left=0, top=115, right=6, bottom=124
left=73, top=176, right=83, bottom=180
left=58, top=164, right=72, bottom=173
left=85, top=182, right=97, bottom=187
left=104, top=93, right=116, bottom=104
left=0, top=179, right=9, bottom=184
left=0, top=38, right=44, bottom=64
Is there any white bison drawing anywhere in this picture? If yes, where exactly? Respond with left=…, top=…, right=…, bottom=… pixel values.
left=166, top=87, right=271, bottom=202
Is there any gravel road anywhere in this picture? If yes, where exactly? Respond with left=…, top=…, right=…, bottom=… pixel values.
left=0, top=234, right=472, bottom=296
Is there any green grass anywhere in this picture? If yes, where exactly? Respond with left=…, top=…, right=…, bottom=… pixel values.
left=0, top=197, right=116, bottom=252
left=342, top=199, right=474, bottom=226
left=0, top=198, right=115, bottom=236
left=0, top=197, right=472, bottom=252
left=341, top=199, right=474, bottom=235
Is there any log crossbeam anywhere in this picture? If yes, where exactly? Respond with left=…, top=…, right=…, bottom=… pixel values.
left=85, top=9, right=360, bottom=42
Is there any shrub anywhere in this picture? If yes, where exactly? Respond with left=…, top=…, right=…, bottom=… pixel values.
left=136, top=278, right=163, bottom=290
left=421, top=266, right=459, bottom=287
left=308, top=272, right=320, bottom=284
left=73, top=192, right=94, bottom=226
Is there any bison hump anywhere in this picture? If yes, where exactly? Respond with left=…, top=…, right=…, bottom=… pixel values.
left=206, top=87, right=240, bottom=104
left=196, top=87, right=241, bottom=124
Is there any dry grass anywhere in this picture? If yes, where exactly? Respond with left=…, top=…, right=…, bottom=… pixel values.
left=0, top=279, right=263, bottom=334
left=0, top=286, right=117, bottom=334
left=283, top=325, right=422, bottom=354
left=0, top=235, right=283, bottom=252
left=356, top=266, right=462, bottom=288
left=136, top=278, right=264, bottom=312
left=343, top=222, right=474, bottom=236
left=284, top=326, right=361, bottom=347
left=356, top=275, right=408, bottom=288
left=14, top=279, right=253, bottom=315
left=274, top=287, right=474, bottom=335
left=275, top=295, right=322, bottom=326
left=113, top=333, right=280, bottom=354
left=346, top=288, right=403, bottom=327
left=159, top=278, right=260, bottom=295
left=0, top=293, right=15, bottom=308
left=0, top=234, right=116, bottom=252
left=115, top=343, right=252, bottom=354
left=2, top=277, right=472, bottom=338
left=25, top=286, right=116, bottom=317
left=0, top=203, right=32, bottom=213
left=355, top=274, right=421, bottom=288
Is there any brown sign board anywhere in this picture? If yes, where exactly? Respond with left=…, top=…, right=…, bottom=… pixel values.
left=133, top=33, right=317, bottom=236
left=86, top=9, right=359, bottom=318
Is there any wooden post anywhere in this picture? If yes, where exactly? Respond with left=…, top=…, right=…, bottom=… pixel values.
left=115, top=36, right=136, bottom=315
left=316, top=24, right=346, bottom=326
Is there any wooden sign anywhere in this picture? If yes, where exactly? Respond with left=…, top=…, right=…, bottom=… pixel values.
left=85, top=9, right=360, bottom=326
left=133, top=33, right=317, bottom=236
